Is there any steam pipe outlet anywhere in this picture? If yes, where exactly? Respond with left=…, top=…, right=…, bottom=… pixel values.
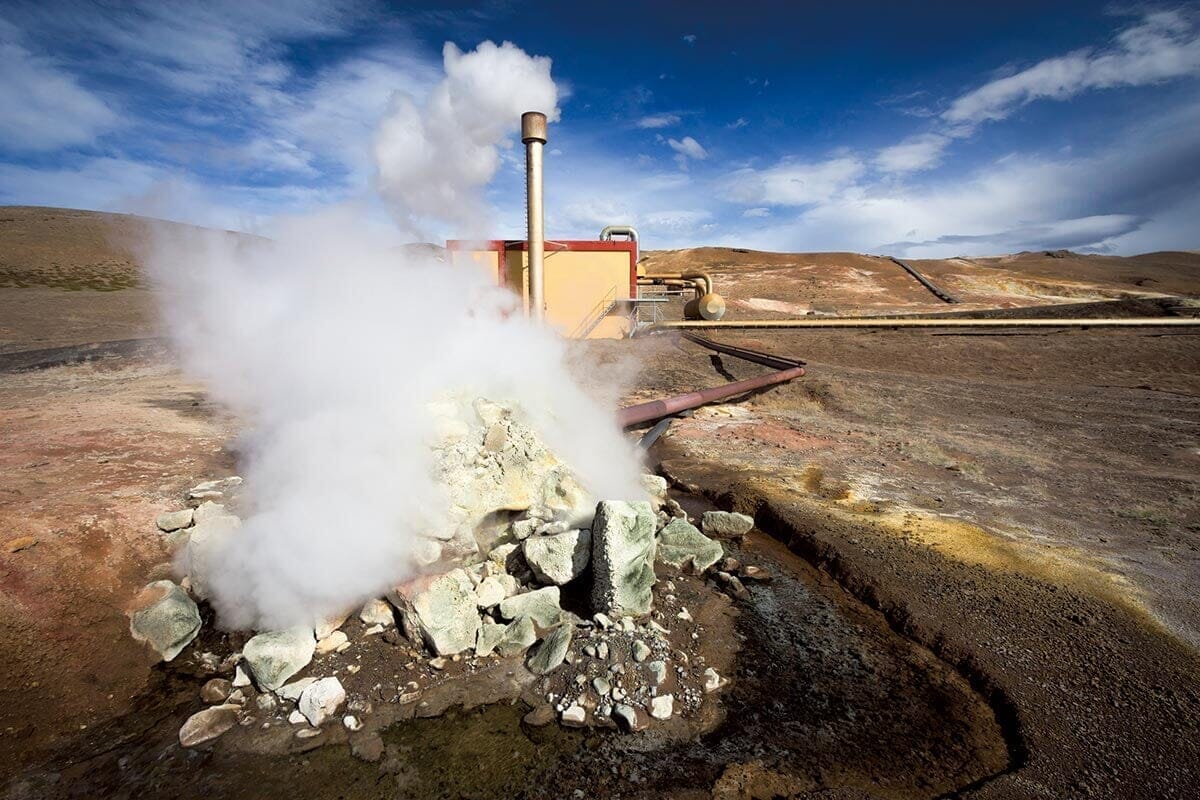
left=600, top=225, right=640, bottom=263
left=522, top=111, right=548, bottom=321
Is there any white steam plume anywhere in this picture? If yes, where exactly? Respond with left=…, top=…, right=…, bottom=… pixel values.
left=144, top=42, right=643, bottom=632
left=374, top=41, right=559, bottom=237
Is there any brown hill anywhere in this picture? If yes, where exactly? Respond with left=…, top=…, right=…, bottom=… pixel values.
left=2, top=208, right=1198, bottom=351
left=644, top=246, right=1200, bottom=317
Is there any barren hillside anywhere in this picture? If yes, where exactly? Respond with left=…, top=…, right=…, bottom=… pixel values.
left=643, top=246, right=1200, bottom=317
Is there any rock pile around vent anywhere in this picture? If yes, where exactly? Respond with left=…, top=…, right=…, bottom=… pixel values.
left=128, top=398, right=768, bottom=749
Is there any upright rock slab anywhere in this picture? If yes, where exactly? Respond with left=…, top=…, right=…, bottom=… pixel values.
left=410, top=569, right=481, bottom=655
left=242, top=628, right=315, bottom=691
left=128, top=580, right=202, bottom=662
left=591, top=501, right=657, bottom=616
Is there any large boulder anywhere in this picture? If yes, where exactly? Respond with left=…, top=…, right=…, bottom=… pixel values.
left=701, top=510, right=754, bottom=537
left=474, top=574, right=517, bottom=609
left=128, top=580, right=202, bottom=662
left=298, top=677, right=346, bottom=726
left=527, top=625, right=573, bottom=675
left=523, top=529, right=591, bottom=585
left=591, top=501, right=657, bottom=616
left=177, top=512, right=240, bottom=601
left=640, top=474, right=669, bottom=507
left=498, top=587, right=563, bottom=628
left=475, top=618, right=507, bottom=657
left=358, top=599, right=394, bottom=627
left=496, top=616, right=538, bottom=657
left=242, top=628, right=315, bottom=691
left=409, top=569, right=481, bottom=655
left=156, top=509, right=194, bottom=532
left=656, top=518, right=723, bottom=572
left=178, top=704, right=240, bottom=747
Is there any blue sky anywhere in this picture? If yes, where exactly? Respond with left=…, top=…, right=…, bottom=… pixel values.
left=1, top=1, right=1198, bottom=255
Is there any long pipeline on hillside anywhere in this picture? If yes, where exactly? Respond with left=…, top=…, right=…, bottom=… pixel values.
left=617, top=335, right=805, bottom=427
left=889, top=256, right=959, bottom=304
left=649, top=317, right=1200, bottom=330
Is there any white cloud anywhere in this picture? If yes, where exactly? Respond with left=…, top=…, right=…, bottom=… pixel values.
left=62, top=0, right=362, bottom=97
left=642, top=209, right=713, bottom=231
left=637, top=113, right=681, bottom=129
left=281, top=51, right=441, bottom=183
left=708, top=95, right=1200, bottom=257
left=742, top=207, right=770, bottom=218
left=682, top=34, right=697, bottom=45
left=720, top=156, right=864, bottom=206
left=236, top=136, right=319, bottom=176
left=874, top=133, right=949, bottom=174
left=727, top=117, right=749, bottom=129
left=943, top=10, right=1200, bottom=127
left=0, top=19, right=119, bottom=150
left=666, top=135, right=708, bottom=171
left=667, top=135, right=707, bottom=164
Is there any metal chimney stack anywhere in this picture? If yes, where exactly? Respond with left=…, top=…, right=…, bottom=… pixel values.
left=522, top=111, right=547, bottom=321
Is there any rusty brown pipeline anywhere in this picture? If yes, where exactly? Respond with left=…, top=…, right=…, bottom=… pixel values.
left=617, top=365, right=805, bottom=427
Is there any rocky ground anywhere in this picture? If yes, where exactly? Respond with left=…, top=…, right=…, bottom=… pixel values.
left=118, top=448, right=747, bottom=754
left=2, top=207, right=1199, bottom=798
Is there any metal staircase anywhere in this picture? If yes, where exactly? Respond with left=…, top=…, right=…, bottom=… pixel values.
left=570, top=285, right=618, bottom=339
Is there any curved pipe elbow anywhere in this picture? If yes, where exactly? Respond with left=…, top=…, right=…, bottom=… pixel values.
left=600, top=225, right=639, bottom=244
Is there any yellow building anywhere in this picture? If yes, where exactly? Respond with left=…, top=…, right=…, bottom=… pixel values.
left=446, top=239, right=637, bottom=339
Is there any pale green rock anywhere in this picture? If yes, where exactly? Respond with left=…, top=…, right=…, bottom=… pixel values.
left=591, top=501, right=657, bottom=616
left=656, top=518, right=724, bottom=572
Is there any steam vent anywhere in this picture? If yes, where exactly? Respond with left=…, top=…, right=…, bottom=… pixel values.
left=6, top=8, right=1200, bottom=799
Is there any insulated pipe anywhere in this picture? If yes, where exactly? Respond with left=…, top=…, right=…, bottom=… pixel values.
left=638, top=276, right=708, bottom=295
left=522, top=111, right=547, bottom=321
left=650, top=317, right=1200, bottom=330
left=617, top=366, right=805, bottom=427
left=600, top=225, right=640, bottom=263
left=638, top=272, right=714, bottom=295
left=684, top=293, right=727, bottom=321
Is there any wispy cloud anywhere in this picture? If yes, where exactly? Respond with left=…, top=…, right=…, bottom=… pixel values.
left=0, top=18, right=120, bottom=150
left=637, top=113, right=681, bottom=129
left=874, top=133, right=950, bottom=174
left=682, top=33, right=697, bottom=45
left=666, top=135, right=708, bottom=171
left=720, top=156, right=863, bottom=206
left=721, top=96, right=1200, bottom=257
left=944, top=9, right=1200, bottom=128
